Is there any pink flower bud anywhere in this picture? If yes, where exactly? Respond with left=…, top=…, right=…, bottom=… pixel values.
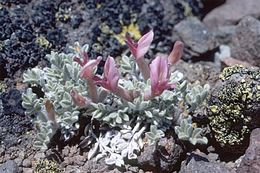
left=70, top=90, right=90, bottom=107
left=168, top=41, right=184, bottom=65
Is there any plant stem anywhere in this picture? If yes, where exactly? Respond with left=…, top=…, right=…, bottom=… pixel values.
left=87, top=79, right=98, bottom=103
left=136, top=57, right=150, bottom=81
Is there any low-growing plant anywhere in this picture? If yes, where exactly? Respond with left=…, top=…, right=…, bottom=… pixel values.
left=22, top=30, right=209, bottom=167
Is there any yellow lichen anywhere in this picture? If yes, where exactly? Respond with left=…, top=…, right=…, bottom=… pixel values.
left=114, top=23, right=141, bottom=45
left=219, top=65, right=244, bottom=81
left=34, top=159, right=61, bottom=173
left=209, top=105, right=219, bottom=113
left=36, top=36, right=52, bottom=49
left=0, top=82, right=6, bottom=93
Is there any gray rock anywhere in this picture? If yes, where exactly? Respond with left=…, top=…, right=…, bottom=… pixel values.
left=174, top=18, right=218, bottom=60
left=82, top=158, right=110, bottom=173
left=22, top=168, right=33, bottom=173
left=230, top=16, right=260, bottom=66
left=179, top=157, right=230, bottom=173
left=157, top=137, right=183, bottom=172
left=137, top=137, right=183, bottom=172
left=137, top=143, right=157, bottom=172
left=22, top=159, right=31, bottom=168
left=203, top=0, right=260, bottom=28
left=237, top=128, right=260, bottom=173
left=0, top=160, right=19, bottom=173
left=212, top=25, right=236, bottom=45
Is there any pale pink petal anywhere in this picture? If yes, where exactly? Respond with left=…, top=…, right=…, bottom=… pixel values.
left=149, top=55, right=172, bottom=96
left=125, top=35, right=138, bottom=58
left=73, top=57, right=83, bottom=66
left=136, top=30, right=154, bottom=59
left=82, top=52, right=89, bottom=64
left=80, top=56, right=102, bottom=79
left=106, top=56, right=119, bottom=91
left=95, top=56, right=119, bottom=91
left=73, top=52, right=90, bottom=66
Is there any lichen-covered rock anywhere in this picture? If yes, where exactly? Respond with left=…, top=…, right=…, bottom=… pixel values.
left=34, top=159, right=61, bottom=173
left=208, top=65, right=260, bottom=153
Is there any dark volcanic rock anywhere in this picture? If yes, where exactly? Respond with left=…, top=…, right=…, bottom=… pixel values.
left=0, top=160, right=19, bottom=173
left=137, top=143, right=157, bottom=171
left=137, top=137, right=183, bottom=172
left=0, top=89, right=32, bottom=148
left=230, top=16, right=260, bottom=66
left=174, top=18, right=218, bottom=60
left=237, top=128, right=260, bottom=173
left=0, top=89, right=24, bottom=115
left=203, top=0, right=260, bottom=28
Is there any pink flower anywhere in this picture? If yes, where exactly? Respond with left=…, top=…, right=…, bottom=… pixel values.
left=168, top=41, right=184, bottom=65
left=70, top=90, right=90, bottom=107
left=145, top=56, right=175, bottom=99
left=80, top=56, right=102, bottom=79
left=125, top=30, right=154, bottom=60
left=73, top=51, right=89, bottom=66
left=94, top=56, right=119, bottom=92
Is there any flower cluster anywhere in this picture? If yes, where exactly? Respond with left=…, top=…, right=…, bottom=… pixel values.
left=22, top=30, right=209, bottom=167
left=74, top=30, right=184, bottom=104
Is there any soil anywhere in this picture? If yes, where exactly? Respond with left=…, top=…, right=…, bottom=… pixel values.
left=0, top=0, right=258, bottom=173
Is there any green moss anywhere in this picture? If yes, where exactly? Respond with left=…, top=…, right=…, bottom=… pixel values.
left=208, top=65, right=260, bottom=151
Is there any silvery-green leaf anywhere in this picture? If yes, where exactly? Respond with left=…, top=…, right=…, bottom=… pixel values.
left=96, top=153, right=107, bottom=162
left=116, top=116, right=122, bottom=124
left=191, top=128, right=203, bottom=138
left=88, top=143, right=99, bottom=160
left=121, top=114, right=129, bottom=121
left=144, top=111, right=153, bottom=118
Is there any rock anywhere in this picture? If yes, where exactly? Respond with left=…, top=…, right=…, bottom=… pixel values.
left=208, top=65, right=260, bottom=153
left=174, top=18, right=218, bottom=60
left=201, top=0, right=225, bottom=17
left=0, top=160, right=19, bottom=173
left=137, top=137, right=183, bottom=172
left=22, top=158, right=31, bottom=167
left=203, top=0, right=260, bottom=28
left=230, top=16, right=260, bottom=66
left=22, top=168, right=33, bottom=173
left=212, top=25, right=236, bottom=45
left=179, top=155, right=230, bottom=173
left=33, top=152, right=45, bottom=160
left=215, top=45, right=251, bottom=68
left=82, top=158, right=110, bottom=173
left=157, top=137, right=183, bottom=172
left=137, top=144, right=157, bottom=172
left=237, top=128, right=260, bottom=173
